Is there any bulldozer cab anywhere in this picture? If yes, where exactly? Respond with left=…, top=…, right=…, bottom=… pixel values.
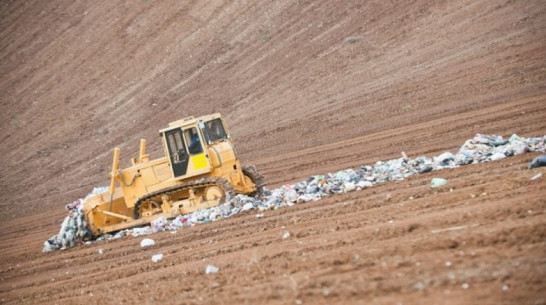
left=160, top=115, right=229, bottom=179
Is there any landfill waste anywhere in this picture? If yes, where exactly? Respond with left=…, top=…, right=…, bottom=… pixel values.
left=43, top=187, right=108, bottom=252
left=44, top=133, right=545, bottom=252
left=528, top=155, right=546, bottom=169
left=430, top=178, right=448, bottom=188
left=489, top=152, right=506, bottom=161
left=131, top=227, right=153, bottom=237
left=151, top=254, right=163, bottom=263
left=530, top=173, right=542, bottom=181
left=344, top=182, right=356, bottom=192
left=151, top=217, right=169, bottom=233
left=205, top=264, right=219, bottom=274
left=140, top=238, right=155, bottom=248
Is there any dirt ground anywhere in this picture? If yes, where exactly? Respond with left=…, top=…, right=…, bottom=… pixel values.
left=0, top=0, right=545, bottom=304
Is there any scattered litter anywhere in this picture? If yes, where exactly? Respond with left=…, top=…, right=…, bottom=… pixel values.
left=530, top=173, right=542, bottom=180
left=282, top=231, right=291, bottom=239
left=445, top=261, right=452, bottom=267
left=352, top=254, right=360, bottom=263
left=419, top=164, right=433, bottom=173
left=97, top=249, right=104, bottom=254
left=151, top=254, right=163, bottom=263
left=528, top=155, right=546, bottom=169
left=241, top=202, right=255, bottom=212
left=489, top=152, right=506, bottom=161
left=44, top=133, right=546, bottom=251
left=431, top=225, right=475, bottom=234
left=435, top=152, right=455, bottom=165
left=130, top=227, right=152, bottom=237
left=430, top=178, right=448, bottom=188
left=322, top=287, right=330, bottom=297
left=413, top=281, right=426, bottom=291
left=344, top=36, right=362, bottom=44
left=256, top=213, right=264, bottom=218
left=502, top=284, right=510, bottom=291
left=140, top=238, right=155, bottom=248
left=343, top=182, right=356, bottom=192
left=461, top=283, right=470, bottom=290
left=356, top=181, right=373, bottom=189
left=205, top=264, right=219, bottom=274
left=151, top=217, right=168, bottom=233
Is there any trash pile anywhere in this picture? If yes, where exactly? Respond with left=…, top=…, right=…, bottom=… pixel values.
left=43, top=133, right=545, bottom=252
left=43, top=187, right=108, bottom=252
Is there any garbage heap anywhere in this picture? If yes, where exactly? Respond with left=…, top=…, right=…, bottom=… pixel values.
left=43, top=133, right=545, bottom=252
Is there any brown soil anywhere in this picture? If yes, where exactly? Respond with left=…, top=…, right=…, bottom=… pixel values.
left=0, top=0, right=545, bottom=304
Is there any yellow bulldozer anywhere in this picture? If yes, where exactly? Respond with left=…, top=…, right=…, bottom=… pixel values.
left=83, top=113, right=265, bottom=237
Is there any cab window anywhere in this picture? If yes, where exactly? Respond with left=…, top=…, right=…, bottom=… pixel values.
left=206, top=118, right=228, bottom=142
left=184, top=127, right=203, bottom=155
left=167, top=131, right=186, bottom=162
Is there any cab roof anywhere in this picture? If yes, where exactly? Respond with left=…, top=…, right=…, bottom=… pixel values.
left=158, top=113, right=222, bottom=134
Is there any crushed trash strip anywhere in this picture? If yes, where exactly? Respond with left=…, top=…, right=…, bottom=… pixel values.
left=43, top=133, right=545, bottom=252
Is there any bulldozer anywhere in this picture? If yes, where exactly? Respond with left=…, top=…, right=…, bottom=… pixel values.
left=82, top=113, right=265, bottom=237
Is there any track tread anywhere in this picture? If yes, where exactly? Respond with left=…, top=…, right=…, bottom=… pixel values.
left=133, top=177, right=234, bottom=219
left=242, top=164, right=267, bottom=198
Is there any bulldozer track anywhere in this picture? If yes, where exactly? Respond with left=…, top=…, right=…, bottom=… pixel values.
left=242, top=164, right=266, bottom=197
left=133, top=177, right=235, bottom=219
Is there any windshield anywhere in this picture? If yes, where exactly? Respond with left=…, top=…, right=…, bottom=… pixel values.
left=205, top=118, right=228, bottom=142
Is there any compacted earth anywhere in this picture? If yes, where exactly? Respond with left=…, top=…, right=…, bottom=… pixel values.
left=0, top=0, right=545, bottom=304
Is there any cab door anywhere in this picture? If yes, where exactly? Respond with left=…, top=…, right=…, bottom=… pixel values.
left=165, top=129, right=189, bottom=177
left=182, top=126, right=212, bottom=176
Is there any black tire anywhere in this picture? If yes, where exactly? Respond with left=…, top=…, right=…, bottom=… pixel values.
left=242, top=164, right=267, bottom=198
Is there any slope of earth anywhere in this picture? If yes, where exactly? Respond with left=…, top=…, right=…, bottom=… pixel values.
left=0, top=0, right=545, bottom=304
left=1, top=154, right=545, bottom=304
